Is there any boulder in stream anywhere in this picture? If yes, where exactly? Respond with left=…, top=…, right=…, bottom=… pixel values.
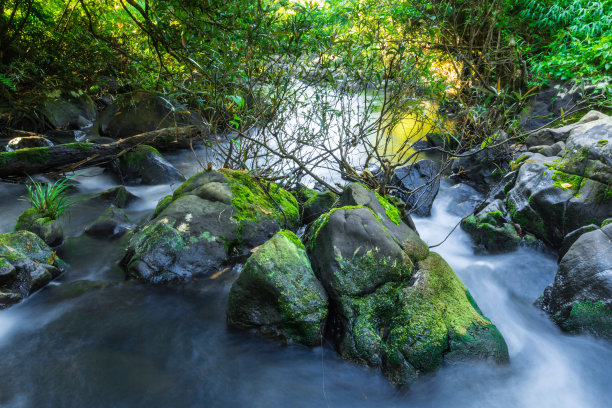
left=14, top=208, right=64, bottom=247
left=390, top=159, right=441, bottom=216
left=227, top=231, right=328, bottom=345
left=541, top=224, right=612, bottom=340
left=0, top=230, right=65, bottom=308
left=115, top=145, right=185, bottom=185
left=122, top=169, right=299, bottom=284
left=304, top=202, right=509, bottom=386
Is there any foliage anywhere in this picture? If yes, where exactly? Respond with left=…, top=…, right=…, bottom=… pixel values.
left=514, top=0, right=612, bottom=80
left=21, top=175, right=74, bottom=219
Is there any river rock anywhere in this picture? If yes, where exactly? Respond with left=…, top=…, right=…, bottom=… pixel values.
left=462, top=111, right=612, bottom=251
left=14, top=208, right=64, bottom=247
left=451, top=133, right=512, bottom=185
left=42, top=90, right=97, bottom=129
left=302, top=190, right=336, bottom=224
left=391, top=159, right=440, bottom=216
left=81, top=185, right=139, bottom=208
left=122, top=169, right=299, bottom=284
left=116, top=145, right=185, bottom=185
left=227, top=231, right=328, bottom=345
left=305, top=204, right=508, bottom=385
left=0, top=230, right=64, bottom=308
left=84, top=205, right=134, bottom=239
left=541, top=225, right=612, bottom=340
left=6, top=136, right=53, bottom=150
left=97, top=91, right=203, bottom=139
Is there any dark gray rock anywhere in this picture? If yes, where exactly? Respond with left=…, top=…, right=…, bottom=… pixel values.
left=391, top=159, right=441, bottom=216
left=0, top=231, right=65, bottom=309
left=451, top=134, right=512, bottom=185
left=81, top=185, right=139, bottom=208
left=302, top=190, right=336, bottom=224
left=520, top=81, right=587, bottom=132
left=559, top=224, right=599, bottom=259
left=541, top=225, right=612, bottom=340
left=122, top=170, right=299, bottom=284
left=116, top=145, right=185, bottom=185
left=84, top=206, right=134, bottom=239
left=96, top=91, right=203, bottom=139
left=42, top=90, right=97, bottom=129
left=305, top=204, right=508, bottom=386
left=227, top=231, right=328, bottom=346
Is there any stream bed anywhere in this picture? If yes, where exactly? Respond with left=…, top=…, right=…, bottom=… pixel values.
left=1, top=151, right=611, bottom=408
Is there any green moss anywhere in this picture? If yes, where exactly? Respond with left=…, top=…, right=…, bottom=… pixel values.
left=551, top=170, right=585, bottom=196
left=592, top=184, right=612, bottom=204
left=305, top=205, right=372, bottom=252
left=373, top=191, right=402, bottom=225
left=220, top=169, right=299, bottom=229
left=0, top=147, right=51, bottom=164
left=558, top=301, right=612, bottom=339
left=596, top=139, right=609, bottom=147
left=64, top=142, right=94, bottom=152
left=277, top=230, right=305, bottom=250
left=121, top=145, right=161, bottom=165
left=153, top=195, right=173, bottom=218
left=602, top=218, right=612, bottom=227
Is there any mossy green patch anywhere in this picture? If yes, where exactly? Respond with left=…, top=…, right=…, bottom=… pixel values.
left=121, top=145, right=161, bottom=165
left=0, top=147, right=51, bottom=164
left=557, top=301, right=612, bottom=340
left=220, top=169, right=299, bottom=229
left=64, top=142, right=94, bottom=152
left=277, top=230, right=304, bottom=250
left=153, top=195, right=173, bottom=218
left=373, top=191, right=402, bottom=225
left=602, top=218, right=612, bottom=227
left=551, top=170, right=585, bottom=196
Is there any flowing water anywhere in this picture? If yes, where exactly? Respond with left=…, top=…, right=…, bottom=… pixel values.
left=1, top=151, right=611, bottom=408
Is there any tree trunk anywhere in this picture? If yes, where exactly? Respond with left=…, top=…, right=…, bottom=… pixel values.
left=0, top=126, right=208, bottom=179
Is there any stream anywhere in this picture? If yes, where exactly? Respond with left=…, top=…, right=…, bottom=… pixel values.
left=1, top=148, right=611, bottom=408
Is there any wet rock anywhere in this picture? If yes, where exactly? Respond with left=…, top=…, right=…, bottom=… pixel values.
left=461, top=200, right=522, bottom=253
left=302, top=190, right=336, bottom=224
left=451, top=133, right=512, bottom=185
left=82, top=185, right=139, bottom=208
left=391, top=159, right=441, bottom=216
left=6, top=136, right=53, bottom=151
left=84, top=206, right=134, bottom=239
left=0, top=230, right=65, bottom=309
left=305, top=204, right=508, bottom=386
left=558, top=224, right=599, bottom=259
left=42, top=90, right=97, bottom=129
left=541, top=224, right=612, bottom=340
left=445, top=182, right=483, bottom=217
left=122, top=170, right=299, bottom=284
left=96, top=91, right=203, bottom=139
left=14, top=208, right=64, bottom=247
left=227, top=231, right=328, bottom=345
left=116, top=145, right=185, bottom=185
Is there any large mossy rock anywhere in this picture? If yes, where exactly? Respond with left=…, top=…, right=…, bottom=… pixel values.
left=97, top=91, right=202, bottom=139
left=41, top=90, right=97, bottom=129
left=301, top=190, right=336, bottom=224
left=116, top=145, right=185, bottom=185
left=226, top=231, right=328, bottom=346
left=305, top=202, right=508, bottom=385
left=122, top=169, right=299, bottom=284
left=462, top=111, right=612, bottom=252
left=0, top=231, right=65, bottom=308
left=14, top=208, right=64, bottom=247
left=541, top=224, right=612, bottom=340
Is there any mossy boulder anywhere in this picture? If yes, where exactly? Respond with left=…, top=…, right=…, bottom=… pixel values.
left=122, top=169, right=299, bottom=284
left=306, top=204, right=508, bottom=386
left=80, top=185, right=139, bottom=208
left=226, top=231, right=328, bottom=345
left=302, top=190, right=336, bottom=224
left=541, top=224, right=612, bottom=340
left=0, top=230, right=65, bottom=308
left=42, top=89, right=97, bottom=129
left=116, top=145, right=185, bottom=185
left=14, top=208, right=64, bottom=247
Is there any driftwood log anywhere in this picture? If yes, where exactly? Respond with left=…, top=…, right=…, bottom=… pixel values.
left=0, top=126, right=208, bottom=179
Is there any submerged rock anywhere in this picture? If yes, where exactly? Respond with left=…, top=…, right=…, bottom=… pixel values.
left=14, top=208, right=64, bottom=247
left=122, top=169, right=299, bottom=284
left=541, top=224, right=612, bottom=340
left=84, top=205, right=134, bottom=239
left=116, top=145, right=185, bottom=185
left=305, top=203, right=508, bottom=385
left=227, top=231, right=328, bottom=345
left=0, top=231, right=65, bottom=308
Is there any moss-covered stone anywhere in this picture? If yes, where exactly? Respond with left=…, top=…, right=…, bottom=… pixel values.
left=0, top=146, right=51, bottom=164
left=461, top=208, right=522, bottom=253
left=302, top=190, right=337, bottom=224
left=227, top=231, right=328, bottom=345
left=123, top=170, right=300, bottom=283
left=555, top=301, right=612, bottom=340
left=14, top=208, right=64, bottom=247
